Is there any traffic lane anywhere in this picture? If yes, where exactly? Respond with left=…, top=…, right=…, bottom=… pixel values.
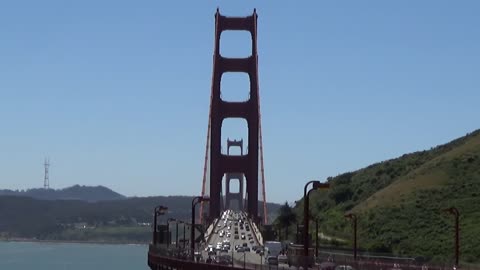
left=207, top=231, right=258, bottom=252
left=206, top=212, right=261, bottom=260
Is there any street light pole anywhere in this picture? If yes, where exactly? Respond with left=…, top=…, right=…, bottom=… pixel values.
left=166, top=218, right=176, bottom=248
left=152, top=206, right=168, bottom=245
left=183, top=222, right=186, bottom=249
left=345, top=213, right=358, bottom=260
left=315, top=218, right=319, bottom=258
left=303, top=180, right=330, bottom=259
left=191, top=196, right=210, bottom=261
left=176, top=221, right=179, bottom=248
left=166, top=219, right=170, bottom=248
left=443, top=207, right=460, bottom=266
left=153, top=207, right=158, bottom=245
left=232, top=240, right=236, bottom=267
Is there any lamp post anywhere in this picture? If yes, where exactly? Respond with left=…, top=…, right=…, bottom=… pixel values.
left=153, top=205, right=168, bottom=245
left=167, top=218, right=176, bottom=248
left=243, top=251, right=246, bottom=269
left=191, top=196, right=210, bottom=261
left=183, top=222, right=187, bottom=249
left=231, top=240, right=236, bottom=267
left=443, top=207, right=460, bottom=266
left=177, top=220, right=185, bottom=249
left=303, top=180, right=330, bottom=258
left=175, top=220, right=179, bottom=248
left=344, top=213, right=358, bottom=260
left=315, top=218, right=319, bottom=258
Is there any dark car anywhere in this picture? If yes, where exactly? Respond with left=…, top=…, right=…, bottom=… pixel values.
left=267, top=256, right=278, bottom=265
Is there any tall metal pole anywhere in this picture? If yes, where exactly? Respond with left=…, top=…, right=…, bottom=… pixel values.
left=303, top=180, right=329, bottom=268
left=444, top=207, right=460, bottom=266
left=455, top=210, right=459, bottom=267
left=315, top=219, right=319, bottom=258
left=303, top=181, right=315, bottom=257
left=191, top=196, right=209, bottom=261
left=191, top=197, right=199, bottom=261
left=152, top=206, right=167, bottom=245
left=153, top=207, right=157, bottom=245
left=176, top=221, right=179, bottom=248
left=44, top=157, right=50, bottom=189
left=166, top=219, right=169, bottom=248
left=183, top=223, right=186, bottom=249
left=354, top=216, right=357, bottom=260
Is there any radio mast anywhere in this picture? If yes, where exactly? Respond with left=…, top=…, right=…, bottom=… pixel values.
left=44, top=157, right=50, bottom=189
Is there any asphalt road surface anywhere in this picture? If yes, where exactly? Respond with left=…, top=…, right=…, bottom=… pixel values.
left=204, top=210, right=267, bottom=267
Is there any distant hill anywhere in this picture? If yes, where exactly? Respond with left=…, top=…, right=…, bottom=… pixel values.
left=0, top=185, right=126, bottom=202
left=0, top=194, right=282, bottom=242
left=284, top=129, right=480, bottom=264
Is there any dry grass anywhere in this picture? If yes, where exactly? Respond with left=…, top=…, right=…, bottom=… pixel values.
left=354, top=133, right=480, bottom=212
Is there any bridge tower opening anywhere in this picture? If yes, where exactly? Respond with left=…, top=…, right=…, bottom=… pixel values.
left=199, top=9, right=268, bottom=225
left=224, top=139, right=245, bottom=211
left=208, top=9, right=260, bottom=221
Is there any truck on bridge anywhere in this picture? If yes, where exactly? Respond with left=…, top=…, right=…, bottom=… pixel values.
left=286, top=243, right=315, bottom=268
left=264, top=240, right=283, bottom=265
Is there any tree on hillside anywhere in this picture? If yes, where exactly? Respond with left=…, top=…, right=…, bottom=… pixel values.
left=276, top=202, right=296, bottom=240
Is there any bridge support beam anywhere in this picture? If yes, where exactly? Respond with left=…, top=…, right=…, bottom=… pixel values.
left=209, top=9, right=260, bottom=220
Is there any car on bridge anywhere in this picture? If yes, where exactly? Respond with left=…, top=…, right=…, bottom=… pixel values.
left=335, top=265, right=355, bottom=270
left=278, top=254, right=288, bottom=264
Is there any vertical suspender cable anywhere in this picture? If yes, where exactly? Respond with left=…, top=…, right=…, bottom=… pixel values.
left=199, top=10, right=220, bottom=223
left=253, top=11, right=268, bottom=224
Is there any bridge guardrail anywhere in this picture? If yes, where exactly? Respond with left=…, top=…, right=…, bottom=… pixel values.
left=149, top=242, right=480, bottom=270
left=247, top=218, right=263, bottom=246
left=205, top=218, right=220, bottom=244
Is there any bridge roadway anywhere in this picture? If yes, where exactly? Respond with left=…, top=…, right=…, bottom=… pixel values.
left=203, top=210, right=267, bottom=267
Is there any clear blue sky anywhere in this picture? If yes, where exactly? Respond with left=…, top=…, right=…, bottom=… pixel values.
left=0, top=1, right=478, bottom=204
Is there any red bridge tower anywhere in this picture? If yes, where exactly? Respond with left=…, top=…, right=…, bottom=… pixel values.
left=209, top=9, right=260, bottom=221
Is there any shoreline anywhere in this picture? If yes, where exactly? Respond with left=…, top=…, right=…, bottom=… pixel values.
left=0, top=238, right=149, bottom=246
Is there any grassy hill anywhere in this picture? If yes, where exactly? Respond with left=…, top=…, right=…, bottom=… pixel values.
left=285, top=129, right=480, bottom=264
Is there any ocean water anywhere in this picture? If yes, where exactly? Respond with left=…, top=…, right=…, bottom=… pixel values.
left=0, top=241, right=149, bottom=270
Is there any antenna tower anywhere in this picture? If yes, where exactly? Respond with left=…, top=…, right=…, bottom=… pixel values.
left=44, top=157, right=50, bottom=189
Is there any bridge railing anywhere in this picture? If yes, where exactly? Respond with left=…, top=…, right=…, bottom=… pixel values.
left=148, top=242, right=479, bottom=270
left=263, top=253, right=480, bottom=270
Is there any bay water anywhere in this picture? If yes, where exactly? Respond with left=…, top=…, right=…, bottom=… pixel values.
left=0, top=241, right=149, bottom=270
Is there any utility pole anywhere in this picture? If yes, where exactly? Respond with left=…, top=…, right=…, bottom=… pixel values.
left=44, top=157, right=50, bottom=189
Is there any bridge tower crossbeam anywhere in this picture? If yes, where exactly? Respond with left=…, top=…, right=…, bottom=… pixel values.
left=209, top=9, right=260, bottom=221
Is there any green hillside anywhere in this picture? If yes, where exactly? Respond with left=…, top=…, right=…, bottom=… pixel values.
left=280, top=130, right=480, bottom=264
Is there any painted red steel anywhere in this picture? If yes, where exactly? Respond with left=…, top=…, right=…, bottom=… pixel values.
left=208, top=9, right=260, bottom=220
left=198, top=79, right=212, bottom=223
left=258, top=99, right=268, bottom=224
left=225, top=139, right=245, bottom=210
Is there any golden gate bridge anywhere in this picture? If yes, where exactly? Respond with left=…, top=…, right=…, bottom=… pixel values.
left=147, top=8, right=468, bottom=270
